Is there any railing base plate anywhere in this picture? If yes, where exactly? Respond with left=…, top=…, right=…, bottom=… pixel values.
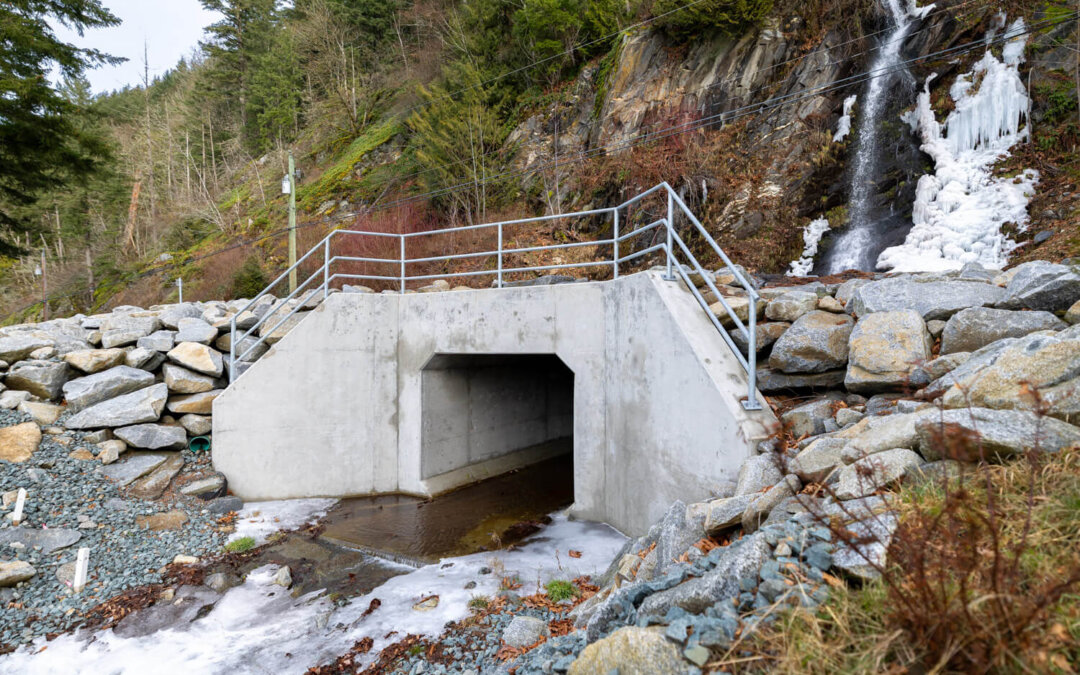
left=742, top=399, right=764, bottom=411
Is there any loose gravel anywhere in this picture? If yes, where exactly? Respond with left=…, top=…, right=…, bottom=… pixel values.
left=0, top=409, right=228, bottom=646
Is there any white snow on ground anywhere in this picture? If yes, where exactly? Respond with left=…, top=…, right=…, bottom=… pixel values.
left=788, top=217, right=832, bottom=276
left=833, top=95, right=857, bottom=142
left=3, top=513, right=627, bottom=675
left=228, top=498, right=339, bottom=545
left=877, top=18, right=1038, bottom=273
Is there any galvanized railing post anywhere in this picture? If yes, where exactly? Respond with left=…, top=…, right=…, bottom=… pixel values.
left=229, top=315, right=236, bottom=384
left=497, top=223, right=504, bottom=288
left=744, top=289, right=761, bottom=411
left=665, top=190, right=675, bottom=281
left=399, top=235, right=406, bottom=294
left=323, top=237, right=330, bottom=299
left=612, top=209, right=619, bottom=279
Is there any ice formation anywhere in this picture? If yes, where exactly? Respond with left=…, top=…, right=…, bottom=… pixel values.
left=228, top=498, right=338, bottom=545
left=6, top=513, right=628, bottom=675
left=833, top=95, right=858, bottom=142
left=788, top=217, right=832, bottom=276
left=877, top=19, right=1039, bottom=273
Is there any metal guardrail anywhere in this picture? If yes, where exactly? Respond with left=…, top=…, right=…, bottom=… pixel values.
left=229, top=182, right=762, bottom=410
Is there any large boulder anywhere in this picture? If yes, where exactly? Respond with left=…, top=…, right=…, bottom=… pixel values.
left=158, top=303, right=203, bottom=330
left=0, top=335, right=54, bottom=362
left=65, top=383, right=169, bottom=430
left=62, top=365, right=155, bottom=411
left=916, top=408, right=1080, bottom=461
left=833, top=511, right=900, bottom=580
left=62, top=348, right=127, bottom=374
left=755, top=367, right=846, bottom=392
left=849, top=277, right=1004, bottom=320
left=765, top=291, right=818, bottom=322
left=100, top=315, right=161, bottom=349
left=175, top=318, right=218, bottom=345
left=734, top=453, right=784, bottom=496
left=166, top=390, right=222, bottom=415
left=162, top=363, right=217, bottom=394
left=568, top=627, right=689, bottom=675
left=790, top=437, right=848, bottom=483
left=213, top=333, right=269, bottom=362
left=728, top=322, right=788, bottom=356
left=997, top=260, right=1080, bottom=312
left=936, top=332, right=1080, bottom=423
left=708, top=295, right=765, bottom=330
left=768, top=311, right=854, bottom=373
left=114, top=424, right=188, bottom=450
left=0, top=422, right=42, bottom=462
left=4, top=360, right=70, bottom=400
left=781, top=398, right=836, bottom=438
left=940, top=307, right=1066, bottom=354
left=833, top=409, right=936, bottom=460
left=136, top=330, right=176, bottom=352
left=167, top=342, right=224, bottom=378
left=845, top=310, right=931, bottom=393
left=637, top=532, right=770, bottom=617
left=834, top=449, right=923, bottom=500
left=741, top=474, right=800, bottom=532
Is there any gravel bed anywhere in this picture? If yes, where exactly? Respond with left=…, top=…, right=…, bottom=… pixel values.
left=0, top=410, right=228, bottom=646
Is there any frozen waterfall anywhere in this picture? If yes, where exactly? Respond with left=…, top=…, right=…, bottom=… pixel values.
left=877, top=18, right=1038, bottom=272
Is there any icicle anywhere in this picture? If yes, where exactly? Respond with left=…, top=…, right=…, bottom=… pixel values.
left=788, top=218, right=831, bottom=276
left=877, top=18, right=1038, bottom=273
left=834, top=95, right=858, bottom=142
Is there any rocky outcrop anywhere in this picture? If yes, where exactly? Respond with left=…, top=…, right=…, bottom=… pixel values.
left=845, top=310, right=931, bottom=393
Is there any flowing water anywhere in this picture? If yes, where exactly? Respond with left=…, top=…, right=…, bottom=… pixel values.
left=823, top=0, right=917, bottom=273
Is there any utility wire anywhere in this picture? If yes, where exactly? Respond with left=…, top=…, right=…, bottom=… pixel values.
left=11, top=11, right=1072, bottom=318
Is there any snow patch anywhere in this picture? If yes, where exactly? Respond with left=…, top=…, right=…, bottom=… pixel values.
left=877, top=19, right=1038, bottom=273
left=6, top=514, right=628, bottom=675
left=834, top=95, right=857, bottom=142
left=229, top=498, right=338, bottom=545
left=788, top=217, right=832, bottom=276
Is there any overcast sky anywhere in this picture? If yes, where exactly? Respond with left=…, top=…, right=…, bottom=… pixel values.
left=53, top=0, right=221, bottom=95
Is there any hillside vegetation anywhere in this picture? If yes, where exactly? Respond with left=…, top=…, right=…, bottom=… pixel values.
left=2, top=0, right=1078, bottom=322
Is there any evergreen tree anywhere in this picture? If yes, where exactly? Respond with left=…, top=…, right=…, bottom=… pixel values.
left=0, top=0, right=120, bottom=255
left=199, top=0, right=280, bottom=149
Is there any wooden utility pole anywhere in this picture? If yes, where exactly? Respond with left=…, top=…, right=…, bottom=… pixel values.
left=288, top=151, right=297, bottom=293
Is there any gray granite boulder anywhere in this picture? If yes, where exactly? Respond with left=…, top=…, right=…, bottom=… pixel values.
left=845, top=310, right=931, bottom=393
left=769, top=311, right=854, bottom=373
left=4, top=360, right=70, bottom=400
left=65, top=383, right=168, bottom=430
left=997, top=260, right=1080, bottom=312
left=114, top=423, right=188, bottom=450
left=849, top=277, right=1004, bottom=320
left=62, top=365, right=154, bottom=411
left=940, top=307, right=1066, bottom=354
left=916, top=408, right=1080, bottom=460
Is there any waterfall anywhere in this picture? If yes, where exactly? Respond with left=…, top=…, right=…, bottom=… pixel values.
left=823, top=0, right=922, bottom=274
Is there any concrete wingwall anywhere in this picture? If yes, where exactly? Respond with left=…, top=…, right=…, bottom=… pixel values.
left=212, top=271, right=778, bottom=536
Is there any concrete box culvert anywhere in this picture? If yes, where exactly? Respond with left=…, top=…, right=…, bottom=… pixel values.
left=211, top=271, right=778, bottom=536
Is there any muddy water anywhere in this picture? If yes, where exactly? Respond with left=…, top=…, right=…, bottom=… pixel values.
left=319, top=451, right=574, bottom=564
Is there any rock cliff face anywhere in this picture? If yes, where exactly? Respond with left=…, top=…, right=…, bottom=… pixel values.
left=504, top=6, right=1066, bottom=274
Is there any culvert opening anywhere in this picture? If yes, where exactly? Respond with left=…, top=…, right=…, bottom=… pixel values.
left=320, top=354, right=575, bottom=563
left=420, top=353, right=574, bottom=483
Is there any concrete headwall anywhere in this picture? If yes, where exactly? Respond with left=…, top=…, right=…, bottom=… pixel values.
left=213, top=271, right=778, bottom=536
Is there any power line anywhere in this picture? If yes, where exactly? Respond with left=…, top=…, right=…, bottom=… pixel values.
left=366, top=12, right=1074, bottom=211
left=10, top=10, right=1070, bottom=319
left=364, top=0, right=982, bottom=193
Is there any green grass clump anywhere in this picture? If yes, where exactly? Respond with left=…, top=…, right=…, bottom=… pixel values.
left=468, top=594, right=490, bottom=610
left=545, top=579, right=578, bottom=602
left=224, top=536, right=257, bottom=553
